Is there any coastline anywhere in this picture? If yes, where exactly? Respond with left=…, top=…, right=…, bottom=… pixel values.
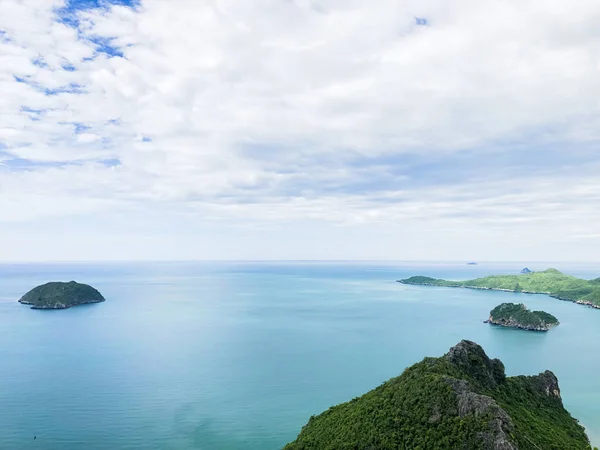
left=485, top=318, right=556, bottom=332
left=19, top=298, right=105, bottom=310
left=581, top=422, right=599, bottom=449
left=398, top=281, right=600, bottom=310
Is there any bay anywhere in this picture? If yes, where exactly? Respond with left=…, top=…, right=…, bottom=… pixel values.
left=0, top=261, right=598, bottom=449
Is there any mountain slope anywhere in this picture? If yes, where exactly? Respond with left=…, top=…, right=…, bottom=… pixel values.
left=284, top=341, right=590, bottom=450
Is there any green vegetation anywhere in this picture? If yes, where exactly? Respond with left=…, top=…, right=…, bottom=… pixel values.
left=284, top=341, right=591, bottom=450
left=18, top=281, right=105, bottom=309
left=488, top=302, right=559, bottom=331
left=400, top=268, right=600, bottom=308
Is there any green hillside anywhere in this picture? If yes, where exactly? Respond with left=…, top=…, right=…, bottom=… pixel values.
left=285, top=340, right=591, bottom=450
left=400, top=269, right=600, bottom=308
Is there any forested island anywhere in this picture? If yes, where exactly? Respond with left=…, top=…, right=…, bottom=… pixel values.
left=285, top=340, right=591, bottom=450
left=18, top=281, right=106, bottom=309
left=486, top=303, right=559, bottom=331
left=399, top=268, right=600, bottom=309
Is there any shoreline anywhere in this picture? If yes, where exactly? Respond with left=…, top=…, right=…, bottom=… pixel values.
left=581, top=422, right=599, bottom=448
left=19, top=298, right=105, bottom=310
left=398, top=281, right=600, bottom=310
left=485, top=319, right=554, bottom=332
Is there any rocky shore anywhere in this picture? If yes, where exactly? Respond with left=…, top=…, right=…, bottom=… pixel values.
left=485, top=316, right=555, bottom=331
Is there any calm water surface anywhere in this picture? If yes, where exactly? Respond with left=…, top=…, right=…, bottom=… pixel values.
left=0, top=261, right=598, bottom=449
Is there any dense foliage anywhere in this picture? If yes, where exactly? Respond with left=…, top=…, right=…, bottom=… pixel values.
left=401, top=269, right=600, bottom=307
left=495, top=375, right=589, bottom=450
left=18, top=281, right=105, bottom=309
left=285, top=341, right=591, bottom=450
left=489, top=303, right=559, bottom=330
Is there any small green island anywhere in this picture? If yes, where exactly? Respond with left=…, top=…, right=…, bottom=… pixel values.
left=285, top=340, right=591, bottom=450
left=399, top=268, right=600, bottom=309
left=486, top=302, right=559, bottom=331
left=18, top=281, right=106, bottom=310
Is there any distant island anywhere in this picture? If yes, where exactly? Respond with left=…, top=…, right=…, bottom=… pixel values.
left=521, top=267, right=533, bottom=274
left=18, top=281, right=106, bottom=309
left=486, top=302, right=559, bottom=331
left=285, top=340, right=591, bottom=449
left=399, top=268, right=600, bottom=309
left=466, top=261, right=478, bottom=265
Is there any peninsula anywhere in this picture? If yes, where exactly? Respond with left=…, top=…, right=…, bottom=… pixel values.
left=399, top=268, right=600, bottom=309
left=285, top=340, right=591, bottom=450
left=18, top=281, right=106, bottom=309
left=486, top=302, right=559, bottom=331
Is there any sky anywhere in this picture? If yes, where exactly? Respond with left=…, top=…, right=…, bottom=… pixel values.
left=0, top=0, right=599, bottom=261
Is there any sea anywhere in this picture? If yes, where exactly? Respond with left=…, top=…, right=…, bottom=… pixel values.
left=0, top=261, right=598, bottom=449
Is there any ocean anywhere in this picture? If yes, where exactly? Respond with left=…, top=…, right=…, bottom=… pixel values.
left=0, top=261, right=598, bottom=449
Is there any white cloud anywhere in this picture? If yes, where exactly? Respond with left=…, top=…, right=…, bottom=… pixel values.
left=0, top=0, right=599, bottom=260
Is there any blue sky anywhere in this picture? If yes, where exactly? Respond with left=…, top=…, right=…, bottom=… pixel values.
left=0, top=0, right=599, bottom=261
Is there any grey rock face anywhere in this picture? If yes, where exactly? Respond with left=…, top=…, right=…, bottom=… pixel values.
left=445, top=378, right=517, bottom=450
left=536, top=370, right=562, bottom=401
left=445, top=340, right=506, bottom=388
left=488, top=316, right=554, bottom=331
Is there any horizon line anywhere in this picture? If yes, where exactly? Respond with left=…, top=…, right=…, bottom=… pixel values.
left=0, top=259, right=598, bottom=264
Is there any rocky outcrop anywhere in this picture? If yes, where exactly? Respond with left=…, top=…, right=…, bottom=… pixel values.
left=487, top=316, right=554, bottom=331
left=445, top=340, right=506, bottom=387
left=535, top=370, right=562, bottom=401
left=445, top=378, right=517, bottom=450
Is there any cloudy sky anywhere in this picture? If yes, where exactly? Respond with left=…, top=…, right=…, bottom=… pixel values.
left=0, top=0, right=599, bottom=261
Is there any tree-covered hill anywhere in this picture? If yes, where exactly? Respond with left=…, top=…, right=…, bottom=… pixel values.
left=284, top=340, right=591, bottom=450
left=18, top=281, right=106, bottom=309
left=488, top=303, right=559, bottom=331
left=400, top=269, right=600, bottom=308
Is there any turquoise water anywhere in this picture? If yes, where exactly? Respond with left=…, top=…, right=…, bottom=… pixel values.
left=0, top=261, right=598, bottom=449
